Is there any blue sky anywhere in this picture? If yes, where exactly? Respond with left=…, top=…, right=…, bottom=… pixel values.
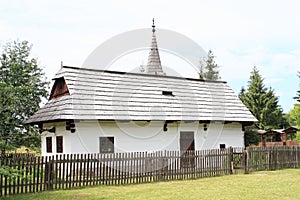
left=0, top=0, right=299, bottom=112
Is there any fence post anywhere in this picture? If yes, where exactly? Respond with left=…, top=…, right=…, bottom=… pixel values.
left=229, top=147, right=234, bottom=174
left=243, top=148, right=249, bottom=174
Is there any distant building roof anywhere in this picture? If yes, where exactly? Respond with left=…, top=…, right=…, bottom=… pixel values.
left=257, top=126, right=299, bottom=135
left=25, top=66, right=257, bottom=124
left=283, top=126, right=299, bottom=133
left=257, top=130, right=267, bottom=135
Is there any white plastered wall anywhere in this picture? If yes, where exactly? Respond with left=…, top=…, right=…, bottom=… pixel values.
left=41, top=121, right=244, bottom=156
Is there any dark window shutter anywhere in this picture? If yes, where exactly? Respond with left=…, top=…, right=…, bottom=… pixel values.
left=46, top=137, right=52, bottom=153
left=56, top=136, right=63, bottom=153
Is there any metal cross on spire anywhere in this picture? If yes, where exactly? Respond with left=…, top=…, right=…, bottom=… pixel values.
left=152, top=18, right=155, bottom=32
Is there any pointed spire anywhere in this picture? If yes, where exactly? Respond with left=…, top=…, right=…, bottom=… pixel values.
left=146, top=18, right=165, bottom=76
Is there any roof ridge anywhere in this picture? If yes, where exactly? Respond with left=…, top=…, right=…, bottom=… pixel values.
left=60, top=65, right=227, bottom=84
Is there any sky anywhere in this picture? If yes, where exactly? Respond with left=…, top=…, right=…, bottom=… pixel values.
left=0, top=0, right=299, bottom=113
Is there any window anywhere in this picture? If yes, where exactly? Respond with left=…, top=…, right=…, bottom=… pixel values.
left=220, top=144, right=226, bottom=149
left=56, top=136, right=63, bottom=153
left=162, top=91, right=174, bottom=96
left=99, top=137, right=114, bottom=153
left=46, top=137, right=52, bottom=153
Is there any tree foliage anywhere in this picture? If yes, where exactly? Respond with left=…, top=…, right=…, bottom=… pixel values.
left=199, top=50, right=221, bottom=80
left=244, top=127, right=260, bottom=147
left=0, top=40, right=49, bottom=154
left=0, top=166, right=29, bottom=183
left=288, top=104, right=300, bottom=127
left=289, top=104, right=300, bottom=145
left=239, top=66, right=285, bottom=130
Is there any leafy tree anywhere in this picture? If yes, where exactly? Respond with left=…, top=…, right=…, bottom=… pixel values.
left=0, top=40, right=48, bottom=155
left=288, top=104, right=300, bottom=127
left=199, top=50, right=221, bottom=80
left=288, top=104, right=300, bottom=143
left=239, top=66, right=285, bottom=130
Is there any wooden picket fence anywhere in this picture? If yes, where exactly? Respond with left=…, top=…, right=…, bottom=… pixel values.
left=246, top=146, right=300, bottom=173
left=1, top=146, right=300, bottom=197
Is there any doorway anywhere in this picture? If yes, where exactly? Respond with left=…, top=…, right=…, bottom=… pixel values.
left=180, top=131, right=195, bottom=168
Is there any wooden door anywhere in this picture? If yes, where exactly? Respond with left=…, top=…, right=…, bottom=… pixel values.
left=180, top=131, right=195, bottom=168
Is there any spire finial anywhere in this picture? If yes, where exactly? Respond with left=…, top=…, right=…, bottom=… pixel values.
left=152, top=18, right=155, bottom=32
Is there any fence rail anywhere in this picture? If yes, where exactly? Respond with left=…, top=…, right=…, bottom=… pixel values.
left=1, top=146, right=300, bottom=197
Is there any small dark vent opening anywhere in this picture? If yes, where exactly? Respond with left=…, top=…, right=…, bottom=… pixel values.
left=162, top=91, right=174, bottom=96
left=49, top=77, right=70, bottom=100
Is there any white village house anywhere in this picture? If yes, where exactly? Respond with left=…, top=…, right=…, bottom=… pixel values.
left=26, top=22, right=256, bottom=156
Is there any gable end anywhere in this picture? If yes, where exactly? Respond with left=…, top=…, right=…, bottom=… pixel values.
left=49, top=77, right=70, bottom=100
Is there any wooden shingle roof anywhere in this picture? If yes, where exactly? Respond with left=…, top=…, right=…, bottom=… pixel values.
left=25, top=66, right=257, bottom=124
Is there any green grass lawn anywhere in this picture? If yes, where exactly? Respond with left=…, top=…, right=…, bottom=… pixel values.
left=4, top=169, right=300, bottom=200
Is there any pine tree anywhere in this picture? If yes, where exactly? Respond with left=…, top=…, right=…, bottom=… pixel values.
left=199, top=50, right=221, bottom=80
left=239, top=66, right=285, bottom=130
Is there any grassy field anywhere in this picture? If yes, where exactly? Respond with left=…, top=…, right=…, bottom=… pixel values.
left=3, top=169, right=300, bottom=200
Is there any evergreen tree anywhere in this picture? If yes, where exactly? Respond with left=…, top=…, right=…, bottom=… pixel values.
left=244, top=127, right=260, bottom=147
left=199, top=50, right=221, bottom=80
left=0, top=41, right=49, bottom=154
left=239, top=66, right=285, bottom=130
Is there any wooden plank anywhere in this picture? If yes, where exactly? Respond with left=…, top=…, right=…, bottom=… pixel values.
left=100, top=153, right=104, bottom=185
left=88, top=154, right=91, bottom=186
left=79, top=154, right=83, bottom=187
left=60, top=154, right=64, bottom=189
left=85, top=154, right=89, bottom=186
left=112, top=153, right=116, bottom=185
left=125, top=152, right=129, bottom=185
left=134, top=152, right=138, bottom=184
left=30, top=156, right=34, bottom=193
left=58, top=154, right=62, bottom=190
left=35, top=156, right=40, bottom=192
left=64, top=154, right=69, bottom=189
left=104, top=154, right=108, bottom=185
left=91, top=154, right=95, bottom=186
left=72, top=154, right=76, bottom=188
left=8, top=155, right=12, bottom=195
left=43, top=156, right=47, bottom=191
left=96, top=154, right=100, bottom=186
left=16, top=156, right=21, bottom=194
left=54, top=155, right=58, bottom=190
left=117, top=153, right=121, bottom=184
left=24, top=155, right=29, bottom=194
